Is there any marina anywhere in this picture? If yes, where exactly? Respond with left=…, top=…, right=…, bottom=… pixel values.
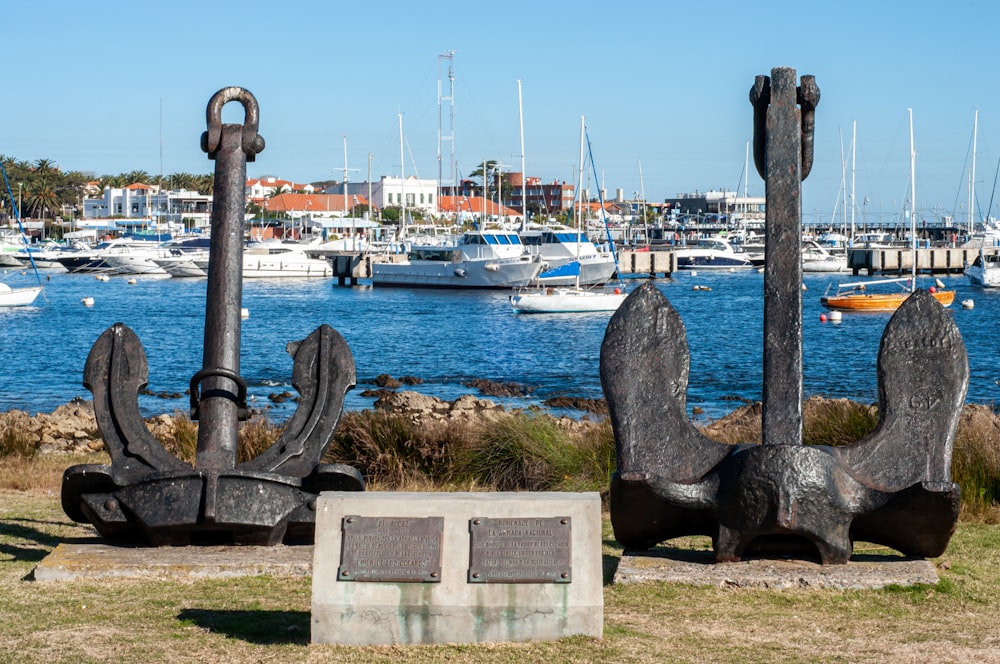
left=0, top=266, right=997, bottom=424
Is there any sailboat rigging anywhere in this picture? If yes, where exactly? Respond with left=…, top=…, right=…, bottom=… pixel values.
left=0, top=160, right=44, bottom=307
left=820, top=109, right=955, bottom=312
left=510, top=116, right=626, bottom=313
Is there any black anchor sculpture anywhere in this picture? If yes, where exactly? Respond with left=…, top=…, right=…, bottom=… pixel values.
left=601, top=67, right=968, bottom=564
left=61, top=88, right=364, bottom=546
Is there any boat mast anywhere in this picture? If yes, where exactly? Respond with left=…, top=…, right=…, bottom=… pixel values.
left=970, top=108, right=978, bottom=236
left=850, top=120, right=856, bottom=241
left=518, top=79, right=526, bottom=230
left=909, top=108, right=917, bottom=288
left=399, top=112, right=406, bottom=240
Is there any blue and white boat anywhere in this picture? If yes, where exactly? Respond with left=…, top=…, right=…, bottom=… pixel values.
left=520, top=223, right=617, bottom=286
left=674, top=235, right=754, bottom=270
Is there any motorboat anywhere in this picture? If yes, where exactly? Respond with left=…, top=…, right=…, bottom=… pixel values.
left=801, top=240, right=848, bottom=273
left=510, top=285, right=626, bottom=313
left=964, top=247, right=1000, bottom=288
left=519, top=223, right=617, bottom=286
left=372, top=229, right=542, bottom=289
left=105, top=236, right=212, bottom=275
left=673, top=236, right=755, bottom=270
left=0, top=282, right=42, bottom=307
left=54, top=235, right=172, bottom=273
left=193, top=239, right=332, bottom=278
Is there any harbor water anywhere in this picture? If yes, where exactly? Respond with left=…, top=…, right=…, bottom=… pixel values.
left=1, top=267, right=997, bottom=424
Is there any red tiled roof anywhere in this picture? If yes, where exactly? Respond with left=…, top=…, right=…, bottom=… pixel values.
left=263, top=192, right=367, bottom=212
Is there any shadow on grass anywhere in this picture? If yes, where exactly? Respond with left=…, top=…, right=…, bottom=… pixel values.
left=0, top=518, right=83, bottom=563
left=178, top=608, right=310, bottom=645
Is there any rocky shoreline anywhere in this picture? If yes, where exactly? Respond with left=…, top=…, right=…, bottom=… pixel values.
left=3, top=392, right=997, bottom=457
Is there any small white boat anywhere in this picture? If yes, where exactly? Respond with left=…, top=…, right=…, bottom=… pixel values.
left=801, top=240, right=848, bottom=273
left=965, top=247, right=1000, bottom=288
left=0, top=283, right=42, bottom=307
left=510, top=285, right=626, bottom=313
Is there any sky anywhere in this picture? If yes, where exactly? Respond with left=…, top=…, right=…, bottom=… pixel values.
left=5, top=1, right=1000, bottom=226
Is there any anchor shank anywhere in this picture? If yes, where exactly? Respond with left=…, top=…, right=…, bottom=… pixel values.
left=761, top=67, right=803, bottom=446
left=196, top=123, right=246, bottom=469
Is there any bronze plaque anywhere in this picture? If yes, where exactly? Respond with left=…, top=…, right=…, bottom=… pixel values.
left=468, top=516, right=572, bottom=583
left=338, top=515, right=443, bottom=583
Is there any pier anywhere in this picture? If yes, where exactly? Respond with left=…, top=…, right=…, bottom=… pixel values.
left=847, top=247, right=975, bottom=276
left=616, top=250, right=678, bottom=278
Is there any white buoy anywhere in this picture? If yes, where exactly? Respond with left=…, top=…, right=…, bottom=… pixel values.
left=962, top=299, right=975, bottom=310
left=829, top=310, right=842, bottom=323
left=935, top=278, right=946, bottom=289
left=96, top=274, right=109, bottom=282
left=81, top=296, right=95, bottom=307
left=689, top=270, right=698, bottom=277
left=127, top=278, right=137, bottom=285
left=241, top=307, right=250, bottom=319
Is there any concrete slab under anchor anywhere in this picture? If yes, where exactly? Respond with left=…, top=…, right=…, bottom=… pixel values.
left=33, top=541, right=313, bottom=582
left=613, top=549, right=940, bottom=589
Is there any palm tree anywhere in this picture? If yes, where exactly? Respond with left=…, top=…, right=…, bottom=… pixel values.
left=126, top=170, right=151, bottom=185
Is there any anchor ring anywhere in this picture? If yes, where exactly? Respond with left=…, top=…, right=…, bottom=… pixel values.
left=189, top=367, right=249, bottom=421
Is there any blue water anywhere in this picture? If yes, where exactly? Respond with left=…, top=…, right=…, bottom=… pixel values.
left=1, top=267, right=997, bottom=423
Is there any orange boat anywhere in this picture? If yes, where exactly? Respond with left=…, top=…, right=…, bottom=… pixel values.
left=820, top=278, right=955, bottom=312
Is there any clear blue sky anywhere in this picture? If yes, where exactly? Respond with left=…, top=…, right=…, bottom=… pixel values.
left=5, top=1, right=999, bottom=225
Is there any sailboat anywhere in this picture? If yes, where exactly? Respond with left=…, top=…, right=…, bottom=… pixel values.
left=820, top=109, right=955, bottom=312
left=511, top=116, right=626, bottom=313
left=0, top=165, right=43, bottom=307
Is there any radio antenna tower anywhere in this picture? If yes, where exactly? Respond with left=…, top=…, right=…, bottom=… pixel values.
left=438, top=51, right=456, bottom=197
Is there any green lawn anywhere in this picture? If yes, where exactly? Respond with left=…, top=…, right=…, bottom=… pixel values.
left=2, top=489, right=1000, bottom=663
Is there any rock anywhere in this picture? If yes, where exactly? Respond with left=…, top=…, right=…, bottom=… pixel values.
left=462, top=378, right=530, bottom=398
left=374, top=374, right=402, bottom=388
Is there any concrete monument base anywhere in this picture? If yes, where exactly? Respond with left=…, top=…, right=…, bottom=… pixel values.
left=310, top=492, right=603, bottom=646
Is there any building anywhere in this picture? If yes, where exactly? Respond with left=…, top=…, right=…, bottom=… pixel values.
left=503, top=173, right=574, bottom=217
left=82, top=183, right=212, bottom=231
left=337, top=175, right=439, bottom=217
left=246, top=177, right=316, bottom=205
left=262, top=193, right=368, bottom=219
left=662, top=190, right=765, bottom=226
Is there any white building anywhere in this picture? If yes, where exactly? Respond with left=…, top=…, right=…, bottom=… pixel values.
left=83, top=184, right=213, bottom=230
left=340, top=175, right=439, bottom=217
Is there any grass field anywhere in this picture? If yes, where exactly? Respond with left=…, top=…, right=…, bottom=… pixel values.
left=3, top=476, right=1000, bottom=662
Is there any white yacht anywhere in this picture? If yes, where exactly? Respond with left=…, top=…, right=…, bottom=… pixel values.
left=193, top=239, right=332, bottom=278
left=965, top=247, right=1000, bottom=288
left=372, top=229, right=542, bottom=289
left=673, top=236, right=755, bottom=270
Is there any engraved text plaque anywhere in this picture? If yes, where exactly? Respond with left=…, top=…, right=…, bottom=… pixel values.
left=338, top=515, right=443, bottom=582
left=468, top=516, right=571, bottom=583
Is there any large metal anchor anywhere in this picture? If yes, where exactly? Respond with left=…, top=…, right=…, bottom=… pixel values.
left=61, top=87, right=364, bottom=546
left=601, top=67, right=968, bottom=564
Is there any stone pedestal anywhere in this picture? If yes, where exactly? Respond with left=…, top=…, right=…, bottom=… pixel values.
left=310, top=492, right=603, bottom=645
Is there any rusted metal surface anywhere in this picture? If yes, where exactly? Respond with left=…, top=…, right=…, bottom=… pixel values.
left=603, top=67, right=967, bottom=564
left=61, top=88, right=363, bottom=546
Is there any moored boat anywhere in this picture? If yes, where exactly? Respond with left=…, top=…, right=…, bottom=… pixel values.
left=674, top=235, right=755, bottom=270
left=964, top=247, right=1000, bottom=288
left=820, top=278, right=955, bottom=312
left=0, top=283, right=42, bottom=307
left=372, top=229, right=541, bottom=289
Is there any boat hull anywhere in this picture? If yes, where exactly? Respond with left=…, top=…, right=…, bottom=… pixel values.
left=821, top=289, right=955, bottom=312
left=0, top=285, right=42, bottom=307
left=373, top=256, right=541, bottom=289
left=511, top=287, right=626, bottom=313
